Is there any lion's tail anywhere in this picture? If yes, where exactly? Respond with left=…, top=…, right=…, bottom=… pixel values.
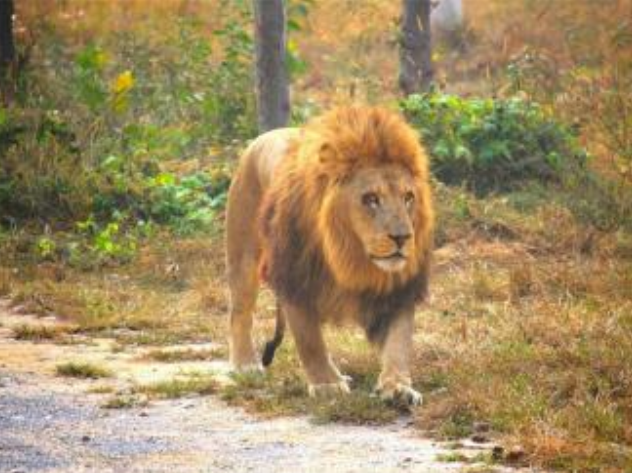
left=262, top=302, right=285, bottom=367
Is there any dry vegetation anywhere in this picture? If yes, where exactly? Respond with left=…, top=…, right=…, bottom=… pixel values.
left=56, top=361, right=113, bottom=379
left=2, top=1, right=631, bottom=472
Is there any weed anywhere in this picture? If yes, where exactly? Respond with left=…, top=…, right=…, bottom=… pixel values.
left=436, top=452, right=471, bottom=463
left=462, top=466, right=501, bottom=473
left=142, top=347, right=225, bottom=363
left=135, top=373, right=218, bottom=399
left=102, top=393, right=149, bottom=409
left=12, top=324, right=71, bottom=341
left=310, top=392, right=400, bottom=425
left=87, top=385, right=115, bottom=394
left=56, top=361, right=112, bottom=379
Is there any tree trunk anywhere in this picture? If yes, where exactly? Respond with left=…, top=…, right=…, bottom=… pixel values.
left=253, top=0, right=290, bottom=133
left=399, top=0, right=434, bottom=95
left=0, top=0, right=15, bottom=104
left=0, top=0, right=15, bottom=71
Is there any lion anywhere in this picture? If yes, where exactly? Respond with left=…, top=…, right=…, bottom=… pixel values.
left=225, top=106, right=434, bottom=405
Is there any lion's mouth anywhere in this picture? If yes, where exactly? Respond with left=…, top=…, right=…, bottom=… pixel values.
left=371, top=252, right=405, bottom=261
left=370, top=252, right=407, bottom=272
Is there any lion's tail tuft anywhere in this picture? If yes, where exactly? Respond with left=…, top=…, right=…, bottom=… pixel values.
left=262, top=302, right=285, bottom=367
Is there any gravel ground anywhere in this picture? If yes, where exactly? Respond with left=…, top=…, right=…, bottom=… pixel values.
left=0, top=301, right=530, bottom=473
left=0, top=371, right=485, bottom=473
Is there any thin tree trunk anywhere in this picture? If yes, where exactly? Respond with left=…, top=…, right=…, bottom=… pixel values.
left=0, top=0, right=15, bottom=71
left=399, top=0, right=434, bottom=95
left=253, top=0, right=290, bottom=132
left=0, top=0, right=15, bottom=104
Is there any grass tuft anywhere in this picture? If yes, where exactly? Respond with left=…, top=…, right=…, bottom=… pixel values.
left=135, top=374, right=218, bottom=399
left=102, top=393, right=149, bottom=409
left=56, top=361, right=112, bottom=379
left=12, top=324, right=70, bottom=341
left=142, top=347, right=225, bottom=363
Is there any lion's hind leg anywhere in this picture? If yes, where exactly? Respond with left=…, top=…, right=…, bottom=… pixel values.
left=226, top=169, right=263, bottom=372
left=227, top=255, right=261, bottom=371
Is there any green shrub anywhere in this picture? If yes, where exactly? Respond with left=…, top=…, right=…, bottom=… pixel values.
left=401, top=93, right=588, bottom=195
left=1, top=15, right=244, bottom=241
left=144, top=169, right=230, bottom=235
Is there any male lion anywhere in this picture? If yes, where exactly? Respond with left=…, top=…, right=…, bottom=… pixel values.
left=226, top=106, right=434, bottom=405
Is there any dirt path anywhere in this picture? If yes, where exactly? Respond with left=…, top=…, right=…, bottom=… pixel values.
left=0, top=301, right=525, bottom=473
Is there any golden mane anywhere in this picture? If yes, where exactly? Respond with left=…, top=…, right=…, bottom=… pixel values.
left=260, top=106, right=434, bottom=301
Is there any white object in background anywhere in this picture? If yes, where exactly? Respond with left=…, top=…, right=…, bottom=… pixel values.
left=432, top=0, right=463, bottom=30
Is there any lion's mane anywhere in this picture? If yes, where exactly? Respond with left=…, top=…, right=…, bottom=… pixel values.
left=259, top=106, right=434, bottom=339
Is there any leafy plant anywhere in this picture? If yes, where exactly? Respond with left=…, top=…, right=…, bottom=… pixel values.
left=1, top=16, right=244, bottom=245
left=401, top=93, right=588, bottom=195
left=145, top=169, right=230, bottom=235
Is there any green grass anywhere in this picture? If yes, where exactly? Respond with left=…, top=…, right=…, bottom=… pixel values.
left=219, top=346, right=401, bottom=424
left=310, top=391, right=400, bottom=425
left=135, top=374, right=218, bottom=399
left=56, top=361, right=112, bottom=379
left=436, top=452, right=471, bottom=463
left=102, top=393, right=149, bottom=409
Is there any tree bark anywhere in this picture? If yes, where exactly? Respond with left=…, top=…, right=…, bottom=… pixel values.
left=0, top=0, right=15, bottom=104
left=399, top=0, right=434, bottom=95
left=253, top=0, right=290, bottom=132
left=0, top=0, right=15, bottom=72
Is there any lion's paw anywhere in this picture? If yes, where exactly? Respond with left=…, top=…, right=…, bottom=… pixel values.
left=378, top=383, right=423, bottom=407
left=308, top=379, right=351, bottom=398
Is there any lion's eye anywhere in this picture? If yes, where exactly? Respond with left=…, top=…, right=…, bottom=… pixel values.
left=404, top=191, right=415, bottom=207
left=362, top=192, right=380, bottom=209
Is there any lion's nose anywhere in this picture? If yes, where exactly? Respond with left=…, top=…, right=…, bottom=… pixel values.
left=389, top=233, right=411, bottom=249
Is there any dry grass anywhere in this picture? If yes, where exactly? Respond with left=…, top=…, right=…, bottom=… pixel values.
left=102, top=393, right=149, bottom=409
left=3, top=185, right=632, bottom=471
left=12, top=324, right=74, bottom=342
left=142, top=346, right=225, bottom=363
left=3, top=233, right=228, bottom=342
left=0, top=267, right=13, bottom=296
left=409, top=189, right=632, bottom=471
left=56, top=361, right=112, bottom=379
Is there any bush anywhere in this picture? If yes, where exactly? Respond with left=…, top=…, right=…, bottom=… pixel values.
left=401, top=93, right=588, bottom=195
left=0, top=108, right=92, bottom=223
left=1, top=14, right=246, bottom=235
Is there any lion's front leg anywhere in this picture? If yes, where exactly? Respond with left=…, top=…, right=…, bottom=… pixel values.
left=284, top=303, right=350, bottom=397
left=376, top=308, right=422, bottom=406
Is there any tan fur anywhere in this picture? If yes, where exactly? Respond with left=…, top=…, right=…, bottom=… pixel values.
left=226, top=106, right=434, bottom=403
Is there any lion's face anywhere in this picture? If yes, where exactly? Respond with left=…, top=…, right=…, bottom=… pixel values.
left=335, top=165, right=420, bottom=274
left=265, top=106, right=433, bottom=294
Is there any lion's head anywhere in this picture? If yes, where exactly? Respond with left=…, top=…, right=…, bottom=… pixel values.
left=261, top=106, right=434, bottom=299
